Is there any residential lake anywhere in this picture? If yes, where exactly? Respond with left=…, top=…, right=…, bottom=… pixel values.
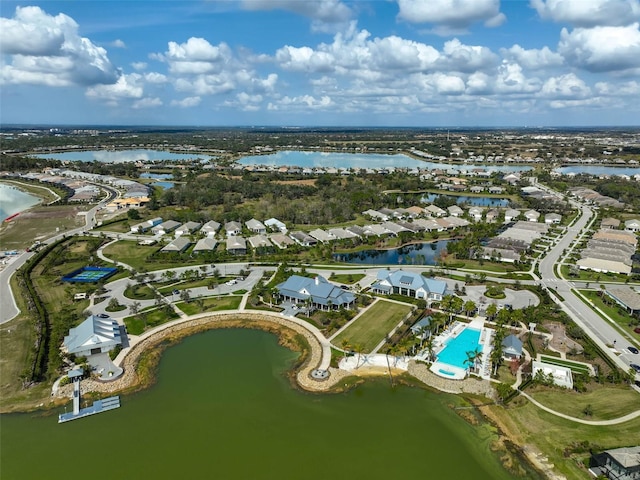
left=238, top=151, right=534, bottom=173
left=0, top=329, right=534, bottom=480
left=0, top=183, right=41, bottom=222
left=554, top=165, right=640, bottom=176
left=334, top=240, right=450, bottom=265
left=31, top=149, right=216, bottom=163
left=421, top=194, right=510, bottom=207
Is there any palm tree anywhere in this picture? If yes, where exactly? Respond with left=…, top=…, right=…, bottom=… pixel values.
left=423, top=335, right=435, bottom=364
left=340, top=338, right=351, bottom=364
left=465, top=347, right=482, bottom=375
left=353, top=343, right=365, bottom=369
left=485, top=303, right=498, bottom=320
left=463, top=300, right=477, bottom=318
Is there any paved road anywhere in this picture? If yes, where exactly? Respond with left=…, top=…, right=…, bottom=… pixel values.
left=538, top=198, right=640, bottom=375
left=0, top=185, right=115, bottom=324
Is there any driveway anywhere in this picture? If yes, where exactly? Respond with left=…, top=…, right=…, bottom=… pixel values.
left=461, top=285, right=539, bottom=310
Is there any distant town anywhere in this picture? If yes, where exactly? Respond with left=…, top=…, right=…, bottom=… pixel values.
left=1, top=126, right=640, bottom=480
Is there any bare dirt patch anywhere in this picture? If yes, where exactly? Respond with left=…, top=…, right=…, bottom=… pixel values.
left=273, top=179, right=317, bottom=186
left=545, top=322, right=583, bottom=354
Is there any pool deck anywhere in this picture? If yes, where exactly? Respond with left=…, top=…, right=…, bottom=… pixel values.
left=424, top=318, right=495, bottom=380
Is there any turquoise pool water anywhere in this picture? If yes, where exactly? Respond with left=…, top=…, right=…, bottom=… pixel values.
left=437, top=328, right=482, bottom=369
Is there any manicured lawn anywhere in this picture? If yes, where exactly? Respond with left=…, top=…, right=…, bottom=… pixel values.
left=124, top=308, right=179, bottom=335
left=330, top=273, right=365, bottom=284
left=577, top=290, right=640, bottom=340
left=176, top=296, right=242, bottom=315
left=562, top=265, right=630, bottom=283
left=157, top=277, right=212, bottom=294
left=528, top=384, right=640, bottom=421
left=124, top=283, right=156, bottom=300
left=487, top=392, right=640, bottom=479
left=333, top=300, right=413, bottom=352
left=102, top=240, right=201, bottom=272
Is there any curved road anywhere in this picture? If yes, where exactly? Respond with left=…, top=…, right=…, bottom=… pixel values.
left=0, top=184, right=117, bottom=324
left=538, top=195, right=639, bottom=375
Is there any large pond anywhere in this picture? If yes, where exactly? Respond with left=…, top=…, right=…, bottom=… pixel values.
left=31, top=149, right=215, bottom=163
left=239, top=151, right=534, bottom=173
left=334, top=240, right=450, bottom=265
left=0, top=329, right=532, bottom=480
left=421, top=194, right=510, bottom=207
left=0, top=182, right=41, bottom=222
left=554, top=165, right=640, bottom=176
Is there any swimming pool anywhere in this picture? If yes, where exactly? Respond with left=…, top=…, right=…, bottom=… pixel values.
left=437, top=327, right=482, bottom=370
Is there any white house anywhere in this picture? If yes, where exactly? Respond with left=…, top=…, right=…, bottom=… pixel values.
left=62, top=315, right=122, bottom=357
left=175, top=221, right=202, bottom=237
left=524, top=210, right=541, bottom=222
left=545, top=213, right=562, bottom=224
left=245, top=218, right=267, bottom=234
left=447, top=205, right=464, bottom=217
left=371, top=269, right=447, bottom=302
left=468, top=206, right=484, bottom=222
left=224, top=221, right=242, bottom=237
left=200, top=220, right=221, bottom=236
left=130, top=217, right=162, bottom=233
left=625, top=219, right=640, bottom=232
left=265, top=218, right=287, bottom=233
left=151, top=220, right=182, bottom=236
left=504, top=209, right=520, bottom=223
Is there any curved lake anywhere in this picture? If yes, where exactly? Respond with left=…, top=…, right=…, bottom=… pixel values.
left=0, top=183, right=41, bottom=222
left=554, top=165, right=640, bottom=176
left=334, top=240, right=450, bottom=265
left=31, top=149, right=215, bottom=163
left=0, top=329, right=532, bottom=480
left=238, top=151, right=533, bottom=173
left=140, top=173, right=174, bottom=180
left=421, top=194, right=510, bottom=207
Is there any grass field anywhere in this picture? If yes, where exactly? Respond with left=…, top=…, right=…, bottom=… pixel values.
left=578, top=290, right=640, bottom=340
left=0, top=205, right=85, bottom=249
left=488, top=390, right=640, bottom=479
left=102, top=240, right=201, bottom=271
left=176, top=296, right=242, bottom=315
left=330, top=273, right=365, bottom=284
left=333, top=300, right=413, bottom=352
left=529, top=384, right=639, bottom=420
left=124, top=307, right=180, bottom=335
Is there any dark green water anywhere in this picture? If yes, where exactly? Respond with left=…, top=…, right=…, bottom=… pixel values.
left=1, top=329, right=534, bottom=479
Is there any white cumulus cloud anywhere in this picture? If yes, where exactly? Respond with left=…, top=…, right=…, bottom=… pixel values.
left=0, top=6, right=119, bottom=86
left=240, top=0, right=352, bottom=23
left=396, top=0, right=506, bottom=32
left=531, top=0, right=640, bottom=27
left=86, top=73, right=144, bottom=105
left=171, top=96, right=202, bottom=108
left=132, top=97, right=162, bottom=109
left=559, top=23, right=640, bottom=72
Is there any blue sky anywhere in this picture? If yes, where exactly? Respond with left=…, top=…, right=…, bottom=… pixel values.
left=1, top=0, right=639, bottom=126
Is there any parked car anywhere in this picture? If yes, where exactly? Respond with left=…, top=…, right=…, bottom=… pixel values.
left=628, top=346, right=639, bottom=354
left=226, top=280, right=237, bottom=286
left=631, top=364, right=640, bottom=373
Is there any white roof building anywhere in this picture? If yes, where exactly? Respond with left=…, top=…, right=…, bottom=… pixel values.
left=62, top=315, right=122, bottom=357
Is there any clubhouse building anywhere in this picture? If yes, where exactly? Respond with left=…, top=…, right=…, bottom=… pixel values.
left=371, top=269, right=447, bottom=302
left=276, top=275, right=356, bottom=310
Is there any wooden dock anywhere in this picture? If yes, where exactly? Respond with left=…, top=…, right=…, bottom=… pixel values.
left=58, top=396, right=121, bottom=423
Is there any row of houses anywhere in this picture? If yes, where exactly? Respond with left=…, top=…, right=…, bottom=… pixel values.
left=577, top=228, right=638, bottom=275
left=482, top=221, right=551, bottom=263
left=568, top=187, right=625, bottom=209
